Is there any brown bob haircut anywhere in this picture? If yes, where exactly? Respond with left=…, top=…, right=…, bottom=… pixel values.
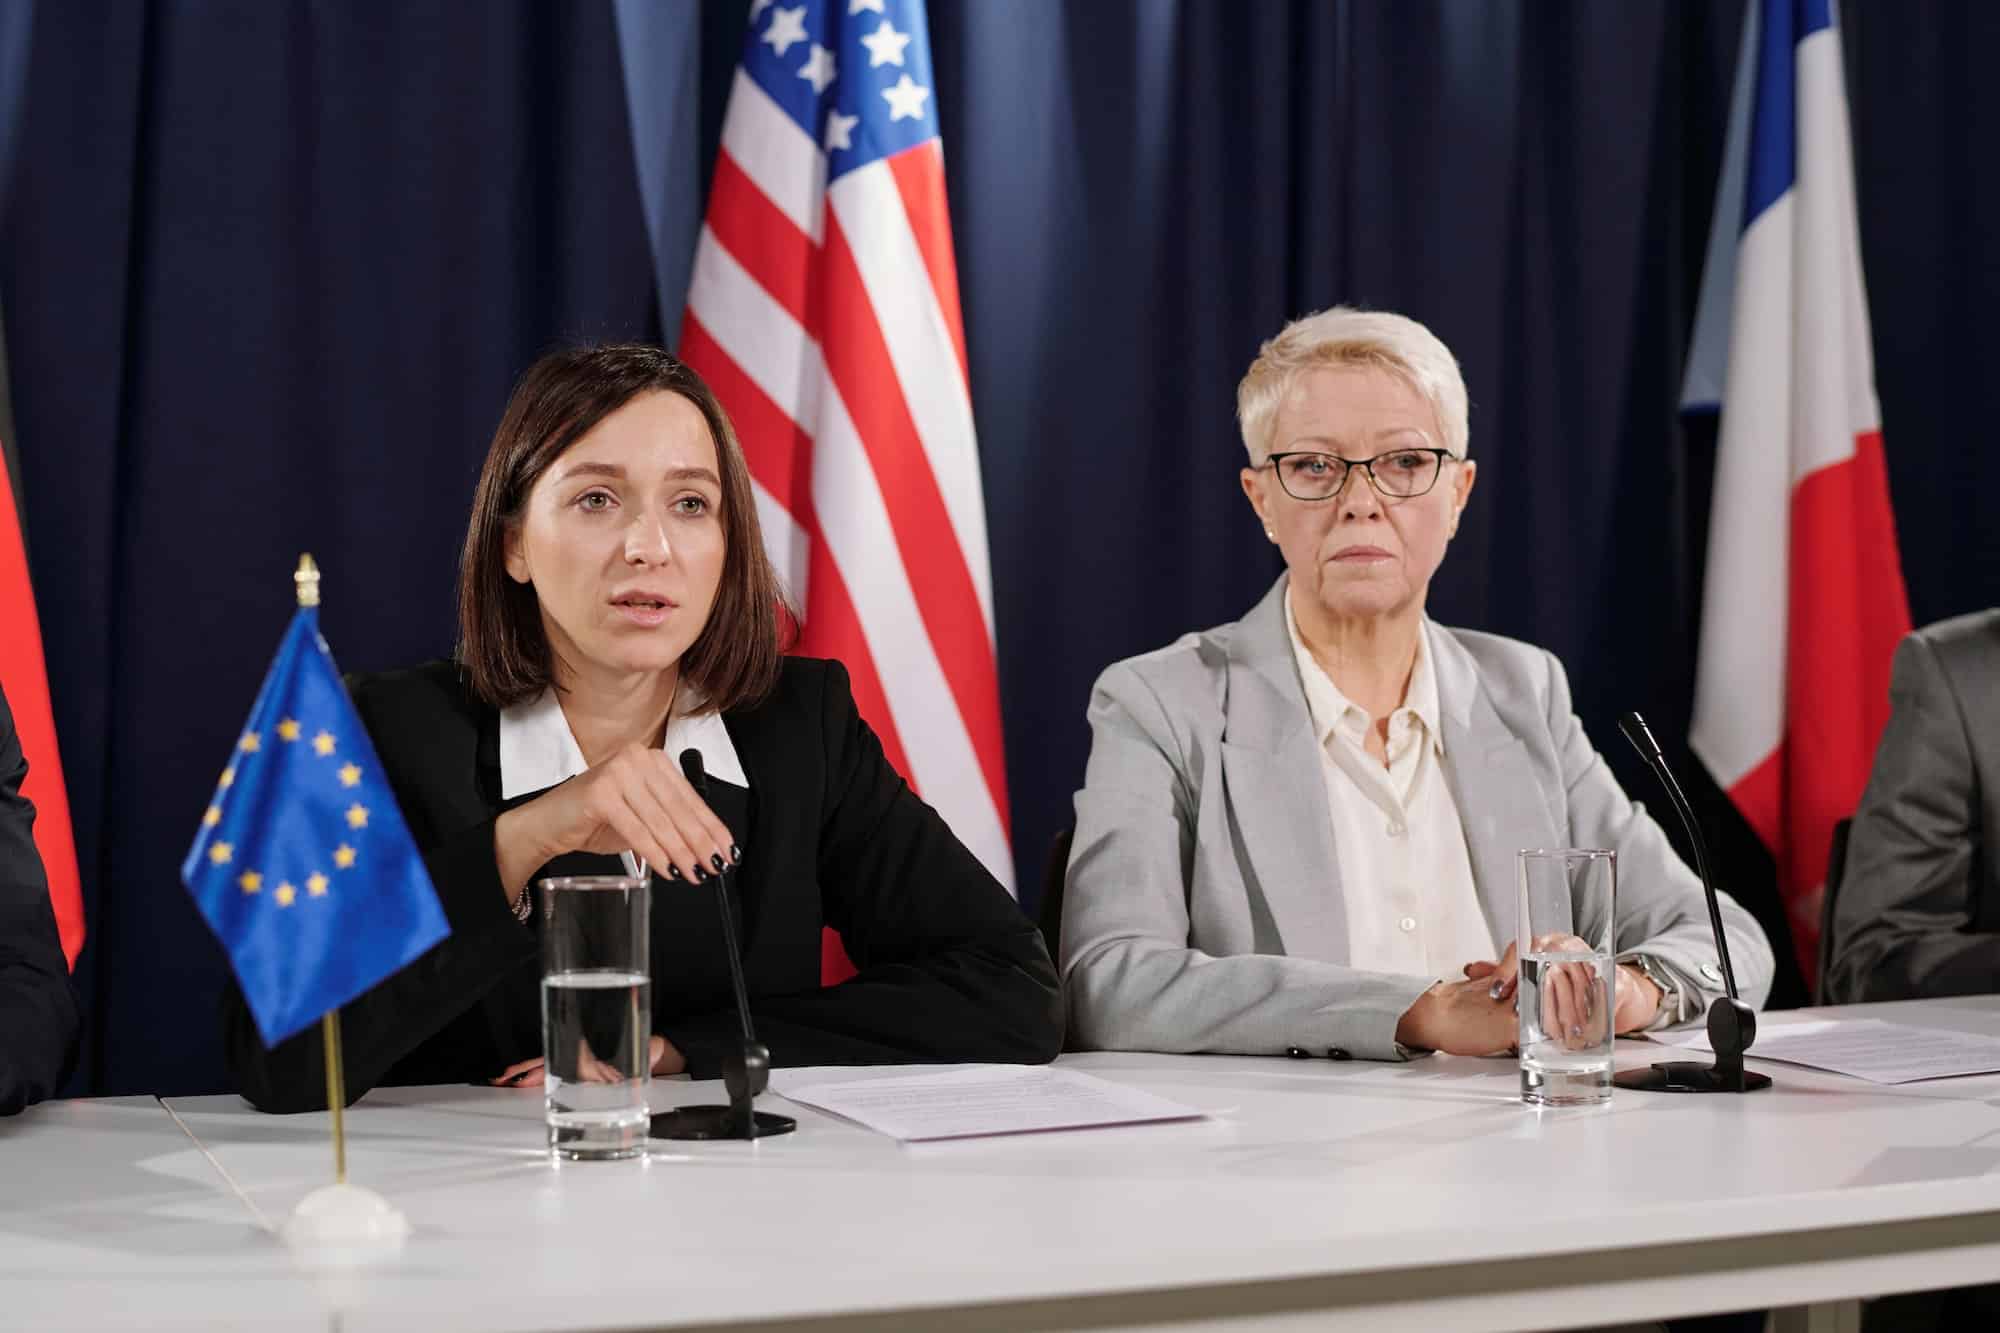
left=457, top=343, right=793, bottom=713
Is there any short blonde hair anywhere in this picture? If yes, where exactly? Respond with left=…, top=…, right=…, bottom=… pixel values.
left=1235, top=307, right=1469, bottom=466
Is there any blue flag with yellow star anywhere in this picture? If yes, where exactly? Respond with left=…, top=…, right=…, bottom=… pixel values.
left=182, top=608, right=450, bottom=1047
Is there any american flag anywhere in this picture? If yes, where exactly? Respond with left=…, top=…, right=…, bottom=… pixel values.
left=682, top=0, right=1013, bottom=919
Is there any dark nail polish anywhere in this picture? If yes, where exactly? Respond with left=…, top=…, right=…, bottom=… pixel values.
left=693, top=864, right=710, bottom=883
left=667, top=864, right=684, bottom=882
left=728, top=843, right=743, bottom=864
left=711, top=853, right=727, bottom=873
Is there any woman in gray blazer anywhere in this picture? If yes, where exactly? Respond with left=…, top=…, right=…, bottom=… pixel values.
left=1063, top=307, right=1774, bottom=1062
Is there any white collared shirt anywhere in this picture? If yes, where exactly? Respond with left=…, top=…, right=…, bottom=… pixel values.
left=499, top=688, right=748, bottom=878
left=1285, top=597, right=1495, bottom=979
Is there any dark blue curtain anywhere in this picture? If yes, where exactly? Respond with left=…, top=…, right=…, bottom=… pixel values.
left=4, top=1, right=1996, bottom=1097
left=2, top=1, right=667, bottom=1096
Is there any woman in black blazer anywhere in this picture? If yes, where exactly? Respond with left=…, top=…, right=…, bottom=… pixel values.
left=224, top=345, right=1061, bottom=1112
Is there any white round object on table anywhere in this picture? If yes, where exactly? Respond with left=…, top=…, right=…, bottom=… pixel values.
left=281, top=1182, right=410, bottom=1266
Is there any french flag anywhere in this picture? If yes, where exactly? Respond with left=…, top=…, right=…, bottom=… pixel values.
left=1684, top=0, right=1911, bottom=984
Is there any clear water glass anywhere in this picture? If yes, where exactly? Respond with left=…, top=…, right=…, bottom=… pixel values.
left=539, top=874, right=651, bottom=1160
left=1516, top=849, right=1616, bottom=1107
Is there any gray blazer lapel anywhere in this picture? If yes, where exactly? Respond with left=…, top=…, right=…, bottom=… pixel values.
left=1431, top=624, right=1564, bottom=953
left=1219, top=578, right=1349, bottom=963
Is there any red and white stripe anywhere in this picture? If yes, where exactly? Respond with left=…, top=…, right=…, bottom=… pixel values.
left=684, top=71, right=1013, bottom=923
left=1691, top=20, right=1910, bottom=979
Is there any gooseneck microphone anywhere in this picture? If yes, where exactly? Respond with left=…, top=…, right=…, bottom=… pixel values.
left=650, top=750, right=798, bottom=1140
left=1609, top=712, right=1772, bottom=1094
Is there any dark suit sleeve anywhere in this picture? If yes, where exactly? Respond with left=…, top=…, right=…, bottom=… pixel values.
left=660, top=663, right=1063, bottom=1073
left=220, top=681, right=537, bottom=1113
left=0, top=687, right=80, bottom=1114
left=1826, top=631, right=1998, bottom=1002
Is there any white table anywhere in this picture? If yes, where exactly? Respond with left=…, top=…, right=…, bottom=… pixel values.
left=10, top=998, right=2000, bottom=1331
left=0, top=1095, right=326, bottom=1331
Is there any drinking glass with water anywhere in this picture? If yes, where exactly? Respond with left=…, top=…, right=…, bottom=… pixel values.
left=1516, top=849, right=1616, bottom=1107
left=539, top=874, right=651, bottom=1159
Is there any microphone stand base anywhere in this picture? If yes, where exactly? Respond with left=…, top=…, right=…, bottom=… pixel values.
left=651, top=1105, right=798, bottom=1140
left=1612, top=1061, right=1773, bottom=1094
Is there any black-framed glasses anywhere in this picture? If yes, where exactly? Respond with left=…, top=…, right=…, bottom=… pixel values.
left=1261, top=447, right=1456, bottom=501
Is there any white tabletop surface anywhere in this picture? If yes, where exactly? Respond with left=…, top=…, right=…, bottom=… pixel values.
left=0, top=1095, right=326, bottom=1331
left=10, top=998, right=2000, bottom=1331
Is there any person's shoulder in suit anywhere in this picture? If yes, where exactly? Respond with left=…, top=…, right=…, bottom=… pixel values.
left=346, top=659, right=484, bottom=738
left=717, top=653, right=833, bottom=749
left=1084, top=619, right=1239, bottom=733
left=728, top=653, right=832, bottom=720
left=341, top=660, right=492, bottom=830
left=1434, top=623, right=1559, bottom=693
left=1912, top=608, right=2000, bottom=692
left=1426, top=623, right=1580, bottom=748
left=345, top=659, right=486, bottom=755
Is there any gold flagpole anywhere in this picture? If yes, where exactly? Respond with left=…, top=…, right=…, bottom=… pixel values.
left=322, top=1012, right=347, bottom=1184
left=294, top=553, right=347, bottom=1186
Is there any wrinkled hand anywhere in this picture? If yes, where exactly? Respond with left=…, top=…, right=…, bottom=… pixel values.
left=1462, top=940, right=1517, bottom=997
left=1466, top=936, right=1662, bottom=1040
left=1611, top=962, right=1663, bottom=1033
left=1395, top=970, right=1518, bottom=1056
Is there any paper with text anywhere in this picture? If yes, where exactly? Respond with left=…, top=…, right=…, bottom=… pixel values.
left=770, top=1065, right=1206, bottom=1141
left=1652, top=1018, right=2000, bottom=1084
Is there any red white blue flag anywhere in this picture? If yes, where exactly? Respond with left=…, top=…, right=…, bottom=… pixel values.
left=1684, top=0, right=1910, bottom=982
left=682, top=1, right=1012, bottom=969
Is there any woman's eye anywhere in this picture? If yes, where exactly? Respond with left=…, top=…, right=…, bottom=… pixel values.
left=675, top=495, right=710, bottom=516
left=577, top=491, right=614, bottom=512
left=1387, top=452, right=1424, bottom=471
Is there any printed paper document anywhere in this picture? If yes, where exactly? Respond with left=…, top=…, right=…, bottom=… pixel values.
left=1652, top=1018, right=2000, bottom=1084
left=770, top=1065, right=1205, bottom=1141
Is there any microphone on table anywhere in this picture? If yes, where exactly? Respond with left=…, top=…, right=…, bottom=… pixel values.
left=1609, top=712, right=1772, bottom=1094
left=650, top=749, right=799, bottom=1140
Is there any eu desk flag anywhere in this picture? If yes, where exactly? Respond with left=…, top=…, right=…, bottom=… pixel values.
left=182, top=607, right=450, bottom=1046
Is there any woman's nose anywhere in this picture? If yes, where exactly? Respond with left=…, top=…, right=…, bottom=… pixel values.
left=1336, top=466, right=1385, bottom=518
left=624, top=515, right=672, bottom=564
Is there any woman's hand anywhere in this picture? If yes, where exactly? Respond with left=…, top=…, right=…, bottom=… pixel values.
left=1395, top=971, right=1517, bottom=1056
left=494, top=743, right=739, bottom=897
left=489, top=1035, right=686, bottom=1088
left=649, top=1034, right=686, bottom=1076
left=1611, top=962, right=1663, bottom=1034
left=492, top=1054, right=546, bottom=1088
left=1468, top=937, right=1664, bottom=1040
